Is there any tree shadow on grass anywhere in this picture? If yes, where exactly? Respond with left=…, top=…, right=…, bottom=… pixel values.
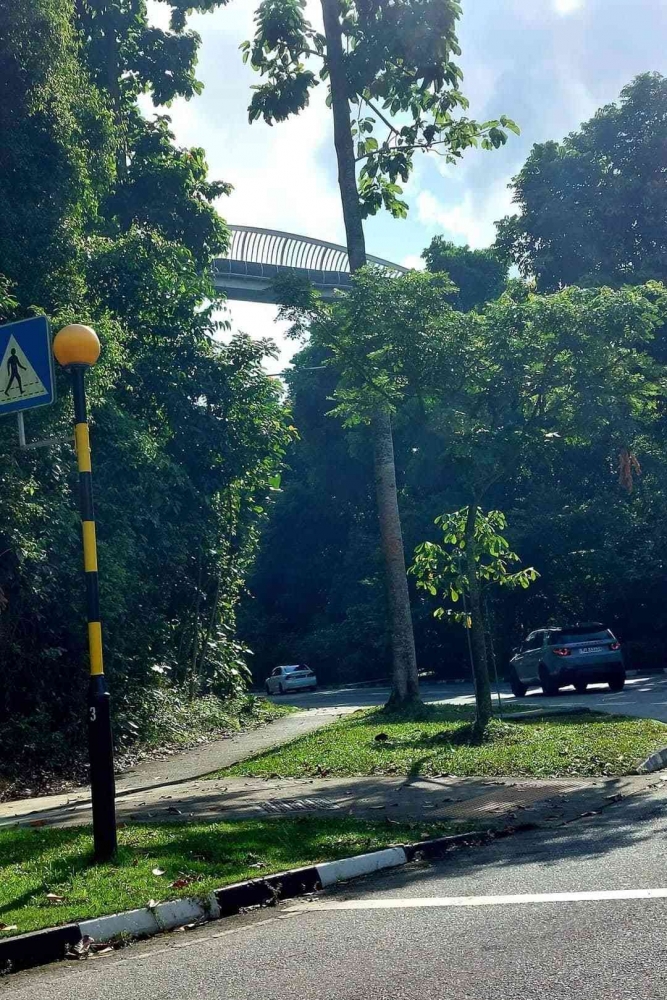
left=0, top=815, right=422, bottom=928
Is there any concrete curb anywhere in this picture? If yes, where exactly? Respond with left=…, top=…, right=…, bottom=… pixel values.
left=0, top=831, right=484, bottom=975
left=637, top=746, right=667, bottom=773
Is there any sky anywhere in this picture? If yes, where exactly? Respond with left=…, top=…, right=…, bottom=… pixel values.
left=145, top=0, right=667, bottom=368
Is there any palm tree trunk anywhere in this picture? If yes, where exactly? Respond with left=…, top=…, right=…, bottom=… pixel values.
left=464, top=503, right=492, bottom=731
left=321, top=0, right=419, bottom=705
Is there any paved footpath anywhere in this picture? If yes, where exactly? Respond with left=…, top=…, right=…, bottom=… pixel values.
left=3, top=753, right=666, bottom=834
left=0, top=707, right=348, bottom=828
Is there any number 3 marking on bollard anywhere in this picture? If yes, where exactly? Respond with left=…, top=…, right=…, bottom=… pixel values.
left=90, top=707, right=97, bottom=722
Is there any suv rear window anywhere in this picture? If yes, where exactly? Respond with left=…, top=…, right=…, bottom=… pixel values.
left=548, top=629, right=613, bottom=645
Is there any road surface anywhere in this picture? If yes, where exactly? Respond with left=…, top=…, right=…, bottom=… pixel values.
left=272, top=672, right=667, bottom=722
left=8, top=779, right=667, bottom=998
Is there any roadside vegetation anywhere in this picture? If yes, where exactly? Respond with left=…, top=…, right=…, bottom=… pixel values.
left=223, top=705, right=667, bottom=781
left=0, top=0, right=291, bottom=794
left=2, top=0, right=667, bottom=795
left=0, top=695, right=292, bottom=802
left=0, top=816, right=471, bottom=936
left=244, top=74, right=667, bottom=720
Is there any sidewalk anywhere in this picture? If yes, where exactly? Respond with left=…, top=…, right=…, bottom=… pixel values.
left=0, top=707, right=346, bottom=826
left=2, top=763, right=663, bottom=834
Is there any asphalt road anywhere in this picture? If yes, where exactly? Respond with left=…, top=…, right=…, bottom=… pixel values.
left=271, top=672, right=667, bottom=723
left=9, top=781, right=667, bottom=998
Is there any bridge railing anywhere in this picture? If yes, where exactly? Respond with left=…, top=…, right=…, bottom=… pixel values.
left=218, top=225, right=407, bottom=276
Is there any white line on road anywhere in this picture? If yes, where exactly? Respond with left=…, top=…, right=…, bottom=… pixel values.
left=285, top=887, right=667, bottom=912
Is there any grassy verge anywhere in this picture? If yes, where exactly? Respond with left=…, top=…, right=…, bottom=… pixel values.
left=219, top=704, right=667, bottom=780
left=0, top=816, right=469, bottom=937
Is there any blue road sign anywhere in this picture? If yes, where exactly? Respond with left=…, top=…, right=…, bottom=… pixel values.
left=0, top=317, right=55, bottom=417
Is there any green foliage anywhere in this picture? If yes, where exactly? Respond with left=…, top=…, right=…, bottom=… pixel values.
left=243, top=0, right=518, bottom=219
left=422, top=236, right=508, bottom=311
left=296, top=266, right=460, bottom=426
left=105, top=116, right=231, bottom=265
left=0, top=0, right=114, bottom=309
left=411, top=508, right=539, bottom=624
left=245, top=270, right=667, bottom=689
left=0, top=0, right=291, bottom=786
left=496, top=73, right=667, bottom=290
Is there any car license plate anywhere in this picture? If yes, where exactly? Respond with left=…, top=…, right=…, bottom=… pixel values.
left=579, top=647, right=600, bottom=654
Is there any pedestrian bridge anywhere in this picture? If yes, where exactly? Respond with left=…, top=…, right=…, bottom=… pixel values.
left=212, top=225, right=408, bottom=303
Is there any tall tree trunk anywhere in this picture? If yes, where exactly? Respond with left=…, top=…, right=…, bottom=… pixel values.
left=464, top=503, right=493, bottom=731
left=320, top=0, right=366, bottom=271
left=321, top=0, right=419, bottom=705
left=372, top=408, right=420, bottom=702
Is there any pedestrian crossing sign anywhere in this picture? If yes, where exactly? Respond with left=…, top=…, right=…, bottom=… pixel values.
left=0, top=316, right=55, bottom=416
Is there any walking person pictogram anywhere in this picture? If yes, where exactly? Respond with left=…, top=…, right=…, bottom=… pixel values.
left=5, top=348, right=26, bottom=397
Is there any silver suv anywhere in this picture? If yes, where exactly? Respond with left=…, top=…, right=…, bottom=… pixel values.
left=509, top=623, right=625, bottom=697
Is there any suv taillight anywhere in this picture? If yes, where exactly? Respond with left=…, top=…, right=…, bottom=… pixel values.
left=553, top=647, right=571, bottom=657
left=609, top=642, right=620, bottom=651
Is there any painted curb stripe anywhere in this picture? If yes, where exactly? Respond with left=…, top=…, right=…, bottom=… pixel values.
left=316, top=847, right=408, bottom=887
left=0, top=834, right=499, bottom=973
left=638, top=746, right=667, bottom=773
left=215, top=866, right=321, bottom=916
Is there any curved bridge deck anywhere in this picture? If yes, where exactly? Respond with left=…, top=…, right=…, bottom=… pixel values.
left=212, top=225, right=407, bottom=303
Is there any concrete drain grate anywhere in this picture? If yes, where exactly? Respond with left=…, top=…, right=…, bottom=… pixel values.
left=442, top=781, right=588, bottom=818
left=261, top=797, right=341, bottom=814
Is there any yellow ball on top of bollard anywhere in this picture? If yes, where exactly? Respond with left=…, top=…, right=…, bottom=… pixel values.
left=53, top=323, right=100, bottom=369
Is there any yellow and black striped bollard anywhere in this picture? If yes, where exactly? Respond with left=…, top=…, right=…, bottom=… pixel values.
left=54, top=324, right=117, bottom=861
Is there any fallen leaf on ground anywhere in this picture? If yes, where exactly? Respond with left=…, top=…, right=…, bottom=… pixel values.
left=170, top=875, right=204, bottom=889
left=0, top=924, right=18, bottom=932
left=152, top=868, right=166, bottom=876
left=46, top=893, right=65, bottom=903
left=29, top=820, right=47, bottom=828
left=147, top=899, right=158, bottom=909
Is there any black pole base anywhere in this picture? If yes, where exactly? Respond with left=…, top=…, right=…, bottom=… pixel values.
left=88, top=674, right=117, bottom=861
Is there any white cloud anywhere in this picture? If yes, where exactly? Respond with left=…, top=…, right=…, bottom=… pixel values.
left=215, top=301, right=301, bottom=372
left=401, top=254, right=425, bottom=270
left=415, top=180, right=514, bottom=249
left=553, top=0, right=585, bottom=14
left=143, top=1, right=343, bottom=243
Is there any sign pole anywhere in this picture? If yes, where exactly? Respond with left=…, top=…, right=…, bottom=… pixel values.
left=54, top=325, right=117, bottom=862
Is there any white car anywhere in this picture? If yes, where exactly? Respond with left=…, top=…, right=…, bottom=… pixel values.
left=265, top=664, right=317, bottom=695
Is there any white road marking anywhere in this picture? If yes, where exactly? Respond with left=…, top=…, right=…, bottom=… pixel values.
left=285, top=887, right=667, bottom=912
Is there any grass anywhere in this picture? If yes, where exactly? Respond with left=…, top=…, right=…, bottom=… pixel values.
left=219, top=704, right=667, bottom=781
left=0, top=815, right=468, bottom=937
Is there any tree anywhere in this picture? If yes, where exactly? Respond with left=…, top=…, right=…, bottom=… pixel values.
left=0, top=0, right=291, bottom=789
left=496, top=73, right=667, bottom=291
left=245, top=0, right=518, bottom=706
left=292, top=272, right=666, bottom=726
left=0, top=0, right=113, bottom=310
left=422, top=237, right=508, bottom=311
left=411, top=508, right=538, bottom=731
